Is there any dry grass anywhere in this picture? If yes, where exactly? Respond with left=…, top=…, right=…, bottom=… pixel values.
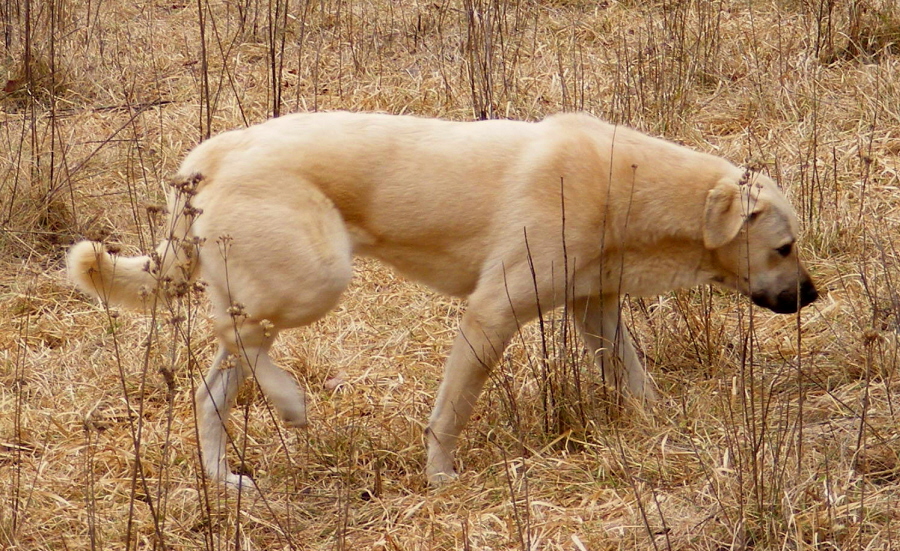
left=2, top=0, right=900, bottom=549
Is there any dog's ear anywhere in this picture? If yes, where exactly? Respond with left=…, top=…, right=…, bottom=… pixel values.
left=703, top=178, right=764, bottom=249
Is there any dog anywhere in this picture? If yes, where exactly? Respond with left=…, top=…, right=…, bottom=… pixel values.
left=68, top=111, right=818, bottom=489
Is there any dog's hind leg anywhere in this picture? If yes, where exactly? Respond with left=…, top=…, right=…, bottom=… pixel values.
left=193, top=185, right=353, bottom=489
left=197, top=311, right=313, bottom=491
left=196, top=343, right=255, bottom=490
left=247, top=336, right=309, bottom=430
left=574, top=295, right=658, bottom=403
left=228, top=323, right=309, bottom=429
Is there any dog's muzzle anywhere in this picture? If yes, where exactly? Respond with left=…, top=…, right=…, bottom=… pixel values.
left=752, top=278, right=819, bottom=314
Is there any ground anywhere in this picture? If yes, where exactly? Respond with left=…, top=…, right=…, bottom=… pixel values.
left=1, top=0, right=900, bottom=549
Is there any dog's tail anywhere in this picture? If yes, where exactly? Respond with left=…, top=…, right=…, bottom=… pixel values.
left=67, top=175, right=204, bottom=310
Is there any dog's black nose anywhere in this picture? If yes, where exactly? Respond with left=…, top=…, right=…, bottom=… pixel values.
left=769, top=292, right=801, bottom=314
left=800, top=280, right=819, bottom=308
left=754, top=278, right=819, bottom=314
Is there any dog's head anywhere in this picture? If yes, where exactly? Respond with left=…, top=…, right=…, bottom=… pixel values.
left=703, top=172, right=818, bottom=314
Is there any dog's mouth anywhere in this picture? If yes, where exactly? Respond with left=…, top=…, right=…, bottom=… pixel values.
left=751, top=282, right=819, bottom=314
left=712, top=273, right=820, bottom=314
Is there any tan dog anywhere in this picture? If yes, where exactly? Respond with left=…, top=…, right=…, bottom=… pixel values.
left=68, top=111, right=818, bottom=489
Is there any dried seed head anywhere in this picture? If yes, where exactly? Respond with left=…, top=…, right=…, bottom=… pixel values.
left=182, top=204, right=203, bottom=218
left=168, top=280, right=190, bottom=299
left=146, top=204, right=167, bottom=216
left=219, top=354, right=238, bottom=371
left=169, top=173, right=204, bottom=197
left=180, top=240, right=197, bottom=256
left=862, top=328, right=882, bottom=345
left=227, top=302, right=247, bottom=318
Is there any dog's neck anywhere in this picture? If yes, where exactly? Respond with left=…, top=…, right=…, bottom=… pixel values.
left=580, top=238, right=714, bottom=297
left=602, top=159, right=739, bottom=246
left=586, top=169, right=730, bottom=297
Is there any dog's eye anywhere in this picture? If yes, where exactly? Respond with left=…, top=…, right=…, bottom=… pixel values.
left=776, top=243, right=793, bottom=257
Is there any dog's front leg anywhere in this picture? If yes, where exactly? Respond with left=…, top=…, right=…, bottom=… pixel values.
left=574, top=295, right=658, bottom=403
left=426, top=309, right=514, bottom=485
left=195, top=345, right=256, bottom=490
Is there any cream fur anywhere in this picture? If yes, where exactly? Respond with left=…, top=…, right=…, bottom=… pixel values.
left=68, top=111, right=817, bottom=489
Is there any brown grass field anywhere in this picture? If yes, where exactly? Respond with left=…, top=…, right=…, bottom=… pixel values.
left=2, top=0, right=900, bottom=549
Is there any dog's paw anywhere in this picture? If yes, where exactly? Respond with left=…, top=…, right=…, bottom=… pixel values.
left=638, top=383, right=659, bottom=405
left=224, top=473, right=259, bottom=493
left=426, top=467, right=459, bottom=487
left=283, top=414, right=308, bottom=429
